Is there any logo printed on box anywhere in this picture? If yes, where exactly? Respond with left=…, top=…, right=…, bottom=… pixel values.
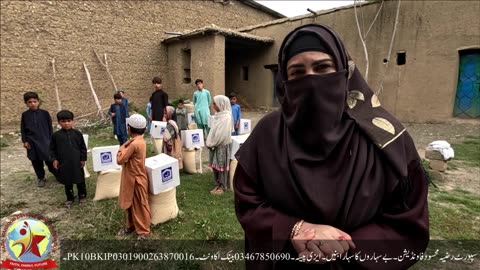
left=161, top=167, right=173, bottom=183
left=244, top=122, right=249, bottom=129
left=161, top=127, right=165, bottom=133
left=100, top=152, right=112, bottom=164
left=192, top=133, right=200, bottom=143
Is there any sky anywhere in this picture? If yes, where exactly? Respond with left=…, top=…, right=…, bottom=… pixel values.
left=256, top=1, right=356, bottom=17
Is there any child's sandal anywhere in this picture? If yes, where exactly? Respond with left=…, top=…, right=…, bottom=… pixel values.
left=117, top=228, right=134, bottom=237
left=137, top=235, right=148, bottom=241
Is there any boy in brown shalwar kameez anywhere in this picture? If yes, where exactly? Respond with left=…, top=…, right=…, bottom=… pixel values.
left=116, top=114, right=151, bottom=240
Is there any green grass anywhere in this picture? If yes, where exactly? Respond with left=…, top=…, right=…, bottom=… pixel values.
left=428, top=188, right=480, bottom=240
left=451, top=135, right=480, bottom=167
left=2, top=129, right=480, bottom=269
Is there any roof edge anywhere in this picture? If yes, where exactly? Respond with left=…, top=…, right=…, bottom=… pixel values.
left=239, top=0, right=286, bottom=19
left=237, top=1, right=377, bottom=32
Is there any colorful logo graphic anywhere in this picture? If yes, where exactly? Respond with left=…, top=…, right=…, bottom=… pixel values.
left=1, top=214, right=58, bottom=269
left=161, top=167, right=173, bottom=183
left=100, top=152, right=113, bottom=164
left=160, top=127, right=166, bottom=134
left=243, top=122, right=249, bottom=130
left=192, top=133, right=200, bottom=143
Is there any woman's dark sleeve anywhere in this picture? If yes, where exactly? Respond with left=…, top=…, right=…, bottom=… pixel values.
left=234, top=163, right=299, bottom=255
left=346, top=160, right=429, bottom=269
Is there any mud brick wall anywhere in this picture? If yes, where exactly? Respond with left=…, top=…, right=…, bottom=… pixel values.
left=0, top=0, right=276, bottom=128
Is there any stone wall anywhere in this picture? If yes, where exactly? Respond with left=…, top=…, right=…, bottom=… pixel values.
left=237, top=0, right=480, bottom=121
left=0, top=0, right=277, bottom=128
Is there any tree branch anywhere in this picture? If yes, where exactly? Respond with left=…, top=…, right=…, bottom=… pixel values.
left=50, top=58, right=62, bottom=112
left=83, top=62, right=105, bottom=120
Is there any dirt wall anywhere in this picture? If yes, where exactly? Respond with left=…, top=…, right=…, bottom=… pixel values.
left=0, top=0, right=277, bottom=129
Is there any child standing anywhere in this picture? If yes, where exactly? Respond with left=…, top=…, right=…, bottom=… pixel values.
left=118, top=88, right=130, bottom=118
left=145, top=100, right=152, bottom=134
left=206, top=95, right=233, bottom=195
left=109, top=93, right=128, bottom=145
left=175, top=100, right=188, bottom=131
left=50, top=110, right=87, bottom=208
left=21, top=92, right=57, bottom=187
left=116, top=114, right=151, bottom=240
left=163, top=106, right=183, bottom=169
left=229, top=92, right=241, bottom=135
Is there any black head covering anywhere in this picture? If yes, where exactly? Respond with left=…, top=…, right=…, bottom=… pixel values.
left=284, top=33, right=331, bottom=64
left=236, top=24, right=421, bottom=231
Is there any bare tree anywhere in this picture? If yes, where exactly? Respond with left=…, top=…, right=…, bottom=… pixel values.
left=50, top=58, right=62, bottom=112
left=83, top=62, right=105, bottom=120
left=94, top=49, right=118, bottom=93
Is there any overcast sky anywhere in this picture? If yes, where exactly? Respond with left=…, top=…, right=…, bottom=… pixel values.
left=256, top=1, right=356, bottom=17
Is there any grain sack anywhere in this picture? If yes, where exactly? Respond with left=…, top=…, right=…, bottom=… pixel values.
left=182, top=147, right=203, bottom=174
left=187, top=123, right=198, bottom=130
left=92, top=168, right=122, bottom=201
left=229, top=159, right=238, bottom=191
left=184, top=103, right=194, bottom=114
left=152, top=138, right=164, bottom=155
left=149, top=187, right=179, bottom=225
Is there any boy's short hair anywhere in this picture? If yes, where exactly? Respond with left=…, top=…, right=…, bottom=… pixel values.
left=128, top=126, right=146, bottom=135
left=228, top=92, right=237, bottom=99
left=114, top=93, right=122, bottom=100
left=195, top=79, right=203, bottom=85
left=23, top=92, right=39, bottom=103
left=152, top=77, right=162, bottom=84
left=57, top=110, right=74, bottom=121
left=178, top=99, right=184, bottom=104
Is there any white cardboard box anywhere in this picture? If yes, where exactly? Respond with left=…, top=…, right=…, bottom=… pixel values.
left=83, top=134, right=89, bottom=149
left=187, top=113, right=195, bottom=124
left=230, top=134, right=250, bottom=160
left=181, top=129, right=205, bottom=149
left=238, top=119, right=252, bottom=135
left=92, top=145, right=121, bottom=172
left=145, top=154, right=180, bottom=195
left=207, top=115, right=215, bottom=128
left=150, top=121, right=167, bottom=138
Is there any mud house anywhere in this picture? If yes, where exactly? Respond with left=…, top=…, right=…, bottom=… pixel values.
left=0, top=0, right=283, bottom=128
left=163, top=0, right=479, bottom=121
left=1, top=1, right=479, bottom=129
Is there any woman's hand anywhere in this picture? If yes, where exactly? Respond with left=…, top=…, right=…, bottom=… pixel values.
left=291, top=228, right=315, bottom=255
left=296, top=222, right=356, bottom=263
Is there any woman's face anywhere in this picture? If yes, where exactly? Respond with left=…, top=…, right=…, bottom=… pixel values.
left=286, top=51, right=336, bottom=81
left=213, top=102, right=220, bottom=112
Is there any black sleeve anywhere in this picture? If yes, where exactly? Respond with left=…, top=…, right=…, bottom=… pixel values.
left=49, top=133, right=57, bottom=161
left=77, top=131, right=87, bottom=161
left=46, top=111, right=53, bottom=137
left=20, top=113, right=26, bottom=143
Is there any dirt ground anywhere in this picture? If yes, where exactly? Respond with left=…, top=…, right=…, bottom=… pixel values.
left=1, top=110, right=479, bottom=222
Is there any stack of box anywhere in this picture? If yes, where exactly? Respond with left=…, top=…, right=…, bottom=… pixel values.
left=229, top=134, right=250, bottom=191
left=181, top=129, right=205, bottom=149
left=145, top=154, right=181, bottom=195
left=238, top=119, right=252, bottom=135
left=150, top=121, right=167, bottom=139
left=230, top=134, right=250, bottom=160
left=92, top=145, right=121, bottom=172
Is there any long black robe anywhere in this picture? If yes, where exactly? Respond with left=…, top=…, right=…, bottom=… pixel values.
left=50, top=129, right=87, bottom=184
left=21, top=109, right=53, bottom=161
left=150, top=90, right=168, bottom=121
